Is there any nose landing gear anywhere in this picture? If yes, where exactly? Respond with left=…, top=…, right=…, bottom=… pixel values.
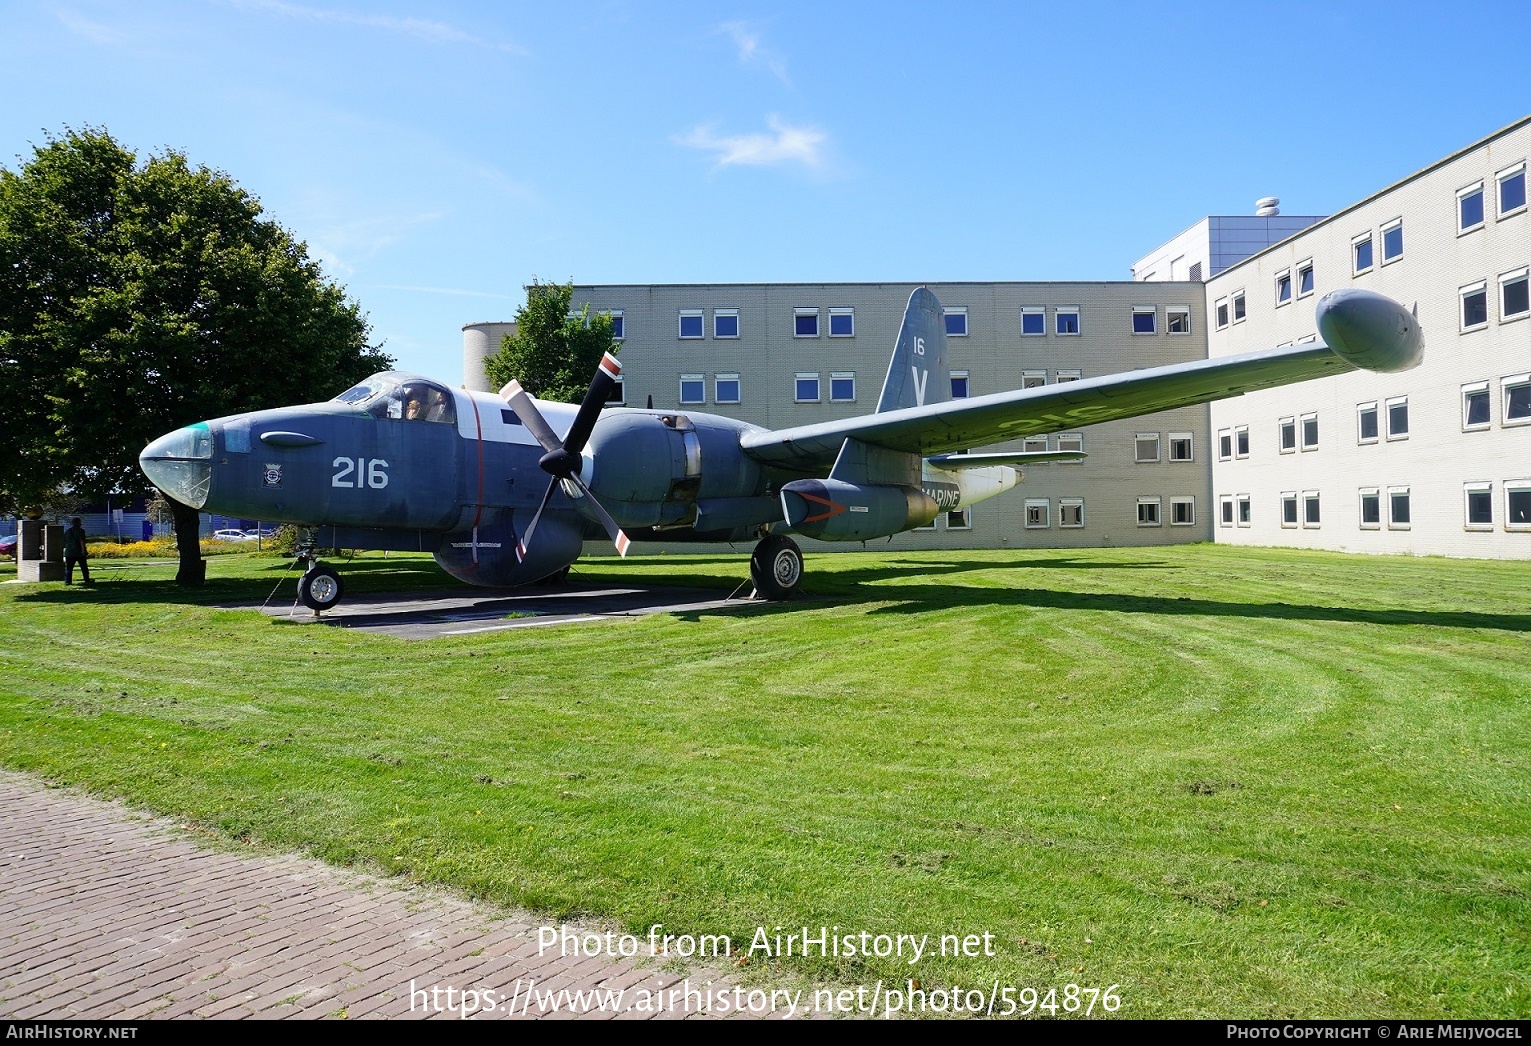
left=294, top=532, right=345, bottom=612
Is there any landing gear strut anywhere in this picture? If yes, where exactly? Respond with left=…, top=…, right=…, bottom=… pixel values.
left=750, top=534, right=803, bottom=601
left=294, top=532, right=345, bottom=612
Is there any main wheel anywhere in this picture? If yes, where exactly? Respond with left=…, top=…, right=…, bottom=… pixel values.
left=750, top=535, right=803, bottom=601
left=298, top=563, right=344, bottom=612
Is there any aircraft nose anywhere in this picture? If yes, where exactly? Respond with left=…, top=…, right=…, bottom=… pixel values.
left=139, top=422, right=215, bottom=509
left=1316, top=289, right=1424, bottom=374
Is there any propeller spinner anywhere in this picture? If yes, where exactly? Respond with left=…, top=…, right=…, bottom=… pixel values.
left=500, top=352, right=631, bottom=562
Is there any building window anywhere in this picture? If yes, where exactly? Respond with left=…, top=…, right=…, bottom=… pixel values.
left=1352, top=232, right=1374, bottom=275
left=943, top=307, right=968, bottom=337
left=1235, top=425, right=1250, bottom=458
left=1021, top=307, right=1045, bottom=336
left=946, top=508, right=971, bottom=530
left=1275, top=270, right=1292, bottom=306
left=1382, top=219, right=1404, bottom=263
left=609, top=311, right=625, bottom=340
left=1388, top=486, right=1411, bottom=529
left=1504, top=373, right=1531, bottom=426
left=1461, top=282, right=1489, bottom=330
left=1166, top=306, right=1190, bottom=333
left=1303, top=490, right=1321, bottom=528
left=830, top=372, right=855, bottom=403
left=1056, top=433, right=1083, bottom=462
left=1300, top=412, right=1319, bottom=451
left=1022, top=370, right=1046, bottom=389
left=605, top=376, right=625, bottom=405
left=714, top=309, right=740, bottom=339
left=1215, top=297, right=1229, bottom=329
left=1132, top=306, right=1156, bottom=334
left=1459, top=182, right=1486, bottom=232
left=1170, top=496, right=1195, bottom=526
left=1220, top=495, right=1234, bottom=527
left=1025, top=499, right=1050, bottom=528
left=1055, top=369, right=1081, bottom=383
left=828, top=308, right=854, bottom=337
left=1232, top=291, right=1246, bottom=322
left=1462, top=381, right=1491, bottom=429
left=1279, top=417, right=1297, bottom=453
left=794, top=373, right=820, bottom=402
left=1509, top=483, right=1531, bottom=530
left=1058, top=498, right=1084, bottom=528
left=678, top=309, right=704, bottom=339
left=950, top=371, right=969, bottom=399
left=1358, top=401, right=1379, bottom=443
left=1297, top=261, right=1314, bottom=297
left=794, top=309, right=819, bottom=338
left=1360, top=488, right=1381, bottom=528
left=1386, top=396, right=1409, bottom=440
left=1169, top=432, right=1193, bottom=461
left=1023, top=435, right=1048, bottom=455
left=1499, top=163, right=1527, bottom=217
left=1464, top=482, right=1494, bottom=530
left=1056, top=307, right=1080, bottom=335
left=679, top=374, right=705, bottom=404
left=1137, top=496, right=1161, bottom=527
left=715, top=374, right=740, bottom=404
left=1218, top=428, right=1233, bottom=460
left=1237, top=495, right=1251, bottom=527
left=1135, top=432, right=1161, bottom=463
left=1500, top=268, right=1529, bottom=321
left=1281, top=491, right=1299, bottom=527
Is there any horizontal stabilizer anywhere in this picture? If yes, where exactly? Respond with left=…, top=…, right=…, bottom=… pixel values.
left=927, top=450, right=1086, bottom=469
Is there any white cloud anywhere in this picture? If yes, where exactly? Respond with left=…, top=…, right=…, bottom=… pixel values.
left=675, top=115, right=827, bottom=171
left=227, top=0, right=526, bottom=54
left=55, top=10, right=138, bottom=45
left=304, top=210, right=445, bottom=276
left=717, top=20, right=787, bottom=84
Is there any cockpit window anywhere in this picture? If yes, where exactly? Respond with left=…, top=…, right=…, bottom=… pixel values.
left=333, top=373, right=456, bottom=424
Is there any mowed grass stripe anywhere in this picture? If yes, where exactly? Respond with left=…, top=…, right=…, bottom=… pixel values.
left=0, top=544, right=1527, bottom=1017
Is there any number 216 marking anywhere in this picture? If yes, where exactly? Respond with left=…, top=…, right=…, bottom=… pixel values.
left=332, top=457, right=389, bottom=489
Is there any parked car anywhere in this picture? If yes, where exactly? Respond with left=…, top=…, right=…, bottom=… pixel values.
left=243, top=528, right=276, bottom=540
left=211, top=529, right=253, bottom=542
left=0, top=534, right=16, bottom=559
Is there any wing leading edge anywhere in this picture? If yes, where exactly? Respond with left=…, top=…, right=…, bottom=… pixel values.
left=740, top=288, right=1422, bottom=472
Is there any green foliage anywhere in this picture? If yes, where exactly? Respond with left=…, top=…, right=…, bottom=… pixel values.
left=0, top=127, right=394, bottom=513
left=483, top=280, right=618, bottom=403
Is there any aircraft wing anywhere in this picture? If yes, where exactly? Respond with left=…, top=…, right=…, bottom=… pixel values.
left=740, top=289, right=1422, bottom=472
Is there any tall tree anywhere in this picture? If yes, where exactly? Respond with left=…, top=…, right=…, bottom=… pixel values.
left=0, top=128, right=392, bottom=584
left=483, top=280, right=618, bottom=403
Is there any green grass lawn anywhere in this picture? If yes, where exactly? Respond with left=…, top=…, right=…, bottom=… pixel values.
left=1, top=544, right=1527, bottom=1018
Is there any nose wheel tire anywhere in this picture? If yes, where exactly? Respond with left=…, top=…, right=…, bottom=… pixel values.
left=750, top=535, right=803, bottom=601
left=298, top=563, right=344, bottom=612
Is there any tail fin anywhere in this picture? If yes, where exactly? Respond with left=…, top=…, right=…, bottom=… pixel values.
left=875, top=287, right=951, bottom=413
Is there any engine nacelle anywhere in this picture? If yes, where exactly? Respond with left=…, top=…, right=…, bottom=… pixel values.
left=584, top=411, right=766, bottom=528
left=779, top=479, right=938, bottom=542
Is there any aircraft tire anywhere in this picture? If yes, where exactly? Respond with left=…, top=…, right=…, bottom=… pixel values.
left=750, top=535, right=803, bottom=600
left=298, top=564, right=345, bottom=612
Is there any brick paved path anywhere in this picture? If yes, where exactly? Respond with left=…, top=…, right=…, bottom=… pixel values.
left=0, top=771, right=760, bottom=1020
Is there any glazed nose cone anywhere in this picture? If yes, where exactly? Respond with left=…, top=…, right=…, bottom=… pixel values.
left=139, top=423, right=214, bottom=509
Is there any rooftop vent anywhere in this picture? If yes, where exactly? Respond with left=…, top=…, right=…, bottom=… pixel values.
left=1255, top=196, right=1280, bottom=217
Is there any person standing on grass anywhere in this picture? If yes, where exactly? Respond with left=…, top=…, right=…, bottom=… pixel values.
left=63, top=517, right=93, bottom=585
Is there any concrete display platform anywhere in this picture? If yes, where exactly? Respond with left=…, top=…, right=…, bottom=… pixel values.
left=255, top=583, right=759, bottom=639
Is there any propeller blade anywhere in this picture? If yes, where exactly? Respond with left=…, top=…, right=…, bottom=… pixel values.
left=563, top=352, right=622, bottom=457
left=499, top=380, right=562, bottom=454
left=514, top=476, right=559, bottom=563
left=567, top=474, right=631, bottom=557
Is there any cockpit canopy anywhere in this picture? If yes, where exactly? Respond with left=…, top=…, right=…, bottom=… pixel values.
left=333, top=372, right=456, bottom=425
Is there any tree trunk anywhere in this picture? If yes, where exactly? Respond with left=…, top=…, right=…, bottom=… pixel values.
left=169, top=500, right=206, bottom=586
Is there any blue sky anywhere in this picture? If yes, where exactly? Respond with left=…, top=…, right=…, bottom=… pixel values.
left=3, top=0, right=1527, bottom=379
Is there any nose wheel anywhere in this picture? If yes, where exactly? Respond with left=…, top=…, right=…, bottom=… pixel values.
left=298, top=562, right=344, bottom=612
left=750, top=534, right=803, bottom=601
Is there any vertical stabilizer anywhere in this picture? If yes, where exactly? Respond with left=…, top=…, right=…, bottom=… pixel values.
left=875, top=287, right=952, bottom=413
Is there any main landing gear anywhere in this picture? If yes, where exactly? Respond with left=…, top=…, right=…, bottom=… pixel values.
left=750, top=533, right=803, bottom=601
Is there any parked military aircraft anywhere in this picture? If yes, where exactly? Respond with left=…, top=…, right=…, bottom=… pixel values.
left=139, top=287, right=1421, bottom=610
